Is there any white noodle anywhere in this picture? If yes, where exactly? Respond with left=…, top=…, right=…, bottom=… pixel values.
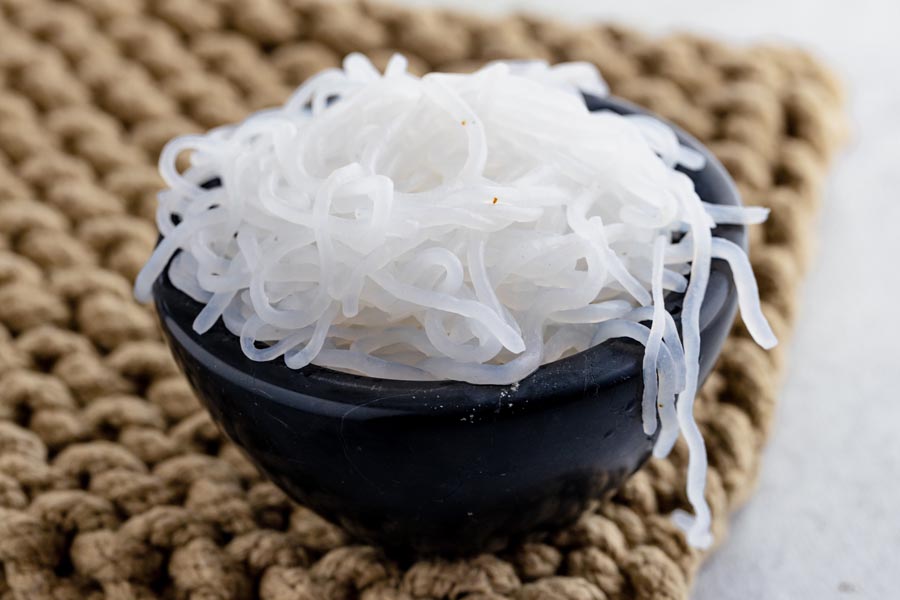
left=134, top=54, right=777, bottom=548
left=702, top=202, right=771, bottom=225
left=642, top=236, right=668, bottom=436
left=711, top=238, right=778, bottom=348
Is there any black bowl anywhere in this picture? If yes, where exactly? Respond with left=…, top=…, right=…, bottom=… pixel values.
left=152, top=95, right=746, bottom=556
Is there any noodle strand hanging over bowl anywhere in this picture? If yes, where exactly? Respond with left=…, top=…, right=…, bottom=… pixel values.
left=135, top=54, right=776, bottom=548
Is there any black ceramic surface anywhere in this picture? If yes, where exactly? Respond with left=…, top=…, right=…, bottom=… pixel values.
left=152, top=95, right=747, bottom=556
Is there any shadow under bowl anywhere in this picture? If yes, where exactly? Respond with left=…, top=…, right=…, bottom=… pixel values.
left=152, top=95, right=746, bottom=556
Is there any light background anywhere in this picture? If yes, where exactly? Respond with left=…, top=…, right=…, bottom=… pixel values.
left=388, top=1, right=900, bottom=598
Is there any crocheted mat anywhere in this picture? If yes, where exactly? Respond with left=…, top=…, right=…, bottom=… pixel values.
left=0, top=1, right=845, bottom=598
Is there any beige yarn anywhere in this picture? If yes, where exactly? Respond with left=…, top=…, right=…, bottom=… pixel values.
left=0, top=0, right=844, bottom=598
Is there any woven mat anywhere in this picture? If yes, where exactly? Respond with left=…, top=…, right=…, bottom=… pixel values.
left=0, top=1, right=845, bottom=598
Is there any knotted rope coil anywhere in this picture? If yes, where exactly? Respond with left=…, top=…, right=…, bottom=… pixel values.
left=0, top=0, right=844, bottom=598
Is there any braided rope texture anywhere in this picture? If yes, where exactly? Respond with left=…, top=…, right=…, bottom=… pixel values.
left=0, top=0, right=845, bottom=598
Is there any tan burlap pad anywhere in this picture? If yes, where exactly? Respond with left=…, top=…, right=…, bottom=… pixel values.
left=0, top=0, right=845, bottom=598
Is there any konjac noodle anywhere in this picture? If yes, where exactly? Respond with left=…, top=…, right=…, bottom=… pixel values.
left=135, top=54, right=776, bottom=548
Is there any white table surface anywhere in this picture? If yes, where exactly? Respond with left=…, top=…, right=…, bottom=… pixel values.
left=390, top=1, right=900, bottom=597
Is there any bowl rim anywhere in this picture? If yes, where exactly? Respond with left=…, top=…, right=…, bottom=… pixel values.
left=152, top=94, right=747, bottom=414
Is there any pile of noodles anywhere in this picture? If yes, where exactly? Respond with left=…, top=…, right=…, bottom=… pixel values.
left=135, top=54, right=777, bottom=548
